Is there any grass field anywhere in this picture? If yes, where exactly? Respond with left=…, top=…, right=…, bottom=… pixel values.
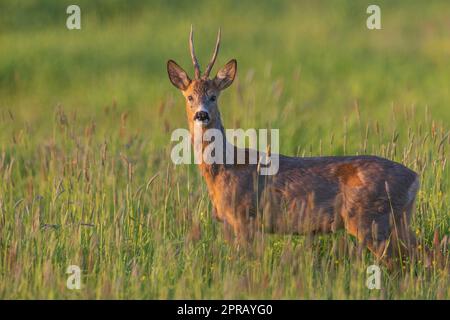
left=0, top=0, right=449, bottom=299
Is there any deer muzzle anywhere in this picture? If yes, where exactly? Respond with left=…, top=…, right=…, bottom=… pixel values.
left=193, top=111, right=210, bottom=126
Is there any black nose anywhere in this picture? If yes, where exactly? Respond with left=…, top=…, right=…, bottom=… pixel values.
left=193, top=111, right=210, bottom=122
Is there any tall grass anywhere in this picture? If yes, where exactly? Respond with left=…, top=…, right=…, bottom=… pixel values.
left=0, top=0, right=449, bottom=299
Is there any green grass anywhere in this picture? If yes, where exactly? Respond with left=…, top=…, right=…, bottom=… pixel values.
left=0, top=0, right=449, bottom=299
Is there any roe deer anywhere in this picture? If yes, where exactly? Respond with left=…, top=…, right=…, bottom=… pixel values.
left=167, top=27, right=420, bottom=263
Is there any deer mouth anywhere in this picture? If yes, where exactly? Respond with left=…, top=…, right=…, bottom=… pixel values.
left=194, top=119, right=210, bottom=127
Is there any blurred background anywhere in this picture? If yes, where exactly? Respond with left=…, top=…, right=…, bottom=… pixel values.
left=1, top=0, right=450, bottom=150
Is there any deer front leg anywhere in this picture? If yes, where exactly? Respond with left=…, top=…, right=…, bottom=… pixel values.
left=211, top=206, right=223, bottom=222
left=222, top=207, right=256, bottom=246
left=210, top=205, right=242, bottom=244
left=212, top=206, right=241, bottom=245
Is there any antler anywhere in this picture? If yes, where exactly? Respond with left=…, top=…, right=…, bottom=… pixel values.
left=189, top=25, right=201, bottom=79
left=203, top=28, right=221, bottom=78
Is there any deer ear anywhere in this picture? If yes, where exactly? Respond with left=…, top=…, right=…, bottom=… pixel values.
left=167, top=60, right=191, bottom=90
left=214, top=59, right=237, bottom=91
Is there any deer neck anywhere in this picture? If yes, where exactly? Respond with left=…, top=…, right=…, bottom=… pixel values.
left=189, top=113, right=229, bottom=183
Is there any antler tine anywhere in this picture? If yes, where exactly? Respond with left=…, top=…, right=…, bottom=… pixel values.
left=203, top=28, right=221, bottom=78
left=189, top=25, right=201, bottom=79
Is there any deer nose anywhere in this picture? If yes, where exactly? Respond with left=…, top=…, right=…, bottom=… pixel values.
left=193, top=111, right=210, bottom=122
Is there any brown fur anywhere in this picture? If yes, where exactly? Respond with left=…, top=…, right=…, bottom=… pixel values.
left=336, top=163, right=363, bottom=187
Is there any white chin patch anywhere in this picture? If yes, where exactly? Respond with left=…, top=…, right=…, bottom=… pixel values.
left=194, top=120, right=209, bottom=127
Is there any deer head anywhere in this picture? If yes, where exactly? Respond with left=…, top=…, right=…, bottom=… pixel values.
left=167, top=26, right=237, bottom=132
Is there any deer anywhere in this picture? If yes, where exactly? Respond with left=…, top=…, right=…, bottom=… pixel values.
left=167, top=27, right=421, bottom=265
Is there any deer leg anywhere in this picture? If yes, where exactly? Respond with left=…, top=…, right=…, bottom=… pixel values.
left=221, top=220, right=235, bottom=245
left=395, top=200, right=418, bottom=255
left=220, top=209, right=252, bottom=246
left=211, top=206, right=224, bottom=222
left=342, top=210, right=385, bottom=260
left=342, top=205, right=419, bottom=267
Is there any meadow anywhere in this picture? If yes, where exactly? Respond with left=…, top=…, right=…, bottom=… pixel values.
left=0, top=0, right=449, bottom=299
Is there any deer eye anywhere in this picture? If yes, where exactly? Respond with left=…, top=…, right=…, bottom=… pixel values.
left=210, top=95, right=216, bottom=102
left=187, top=95, right=193, bottom=102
